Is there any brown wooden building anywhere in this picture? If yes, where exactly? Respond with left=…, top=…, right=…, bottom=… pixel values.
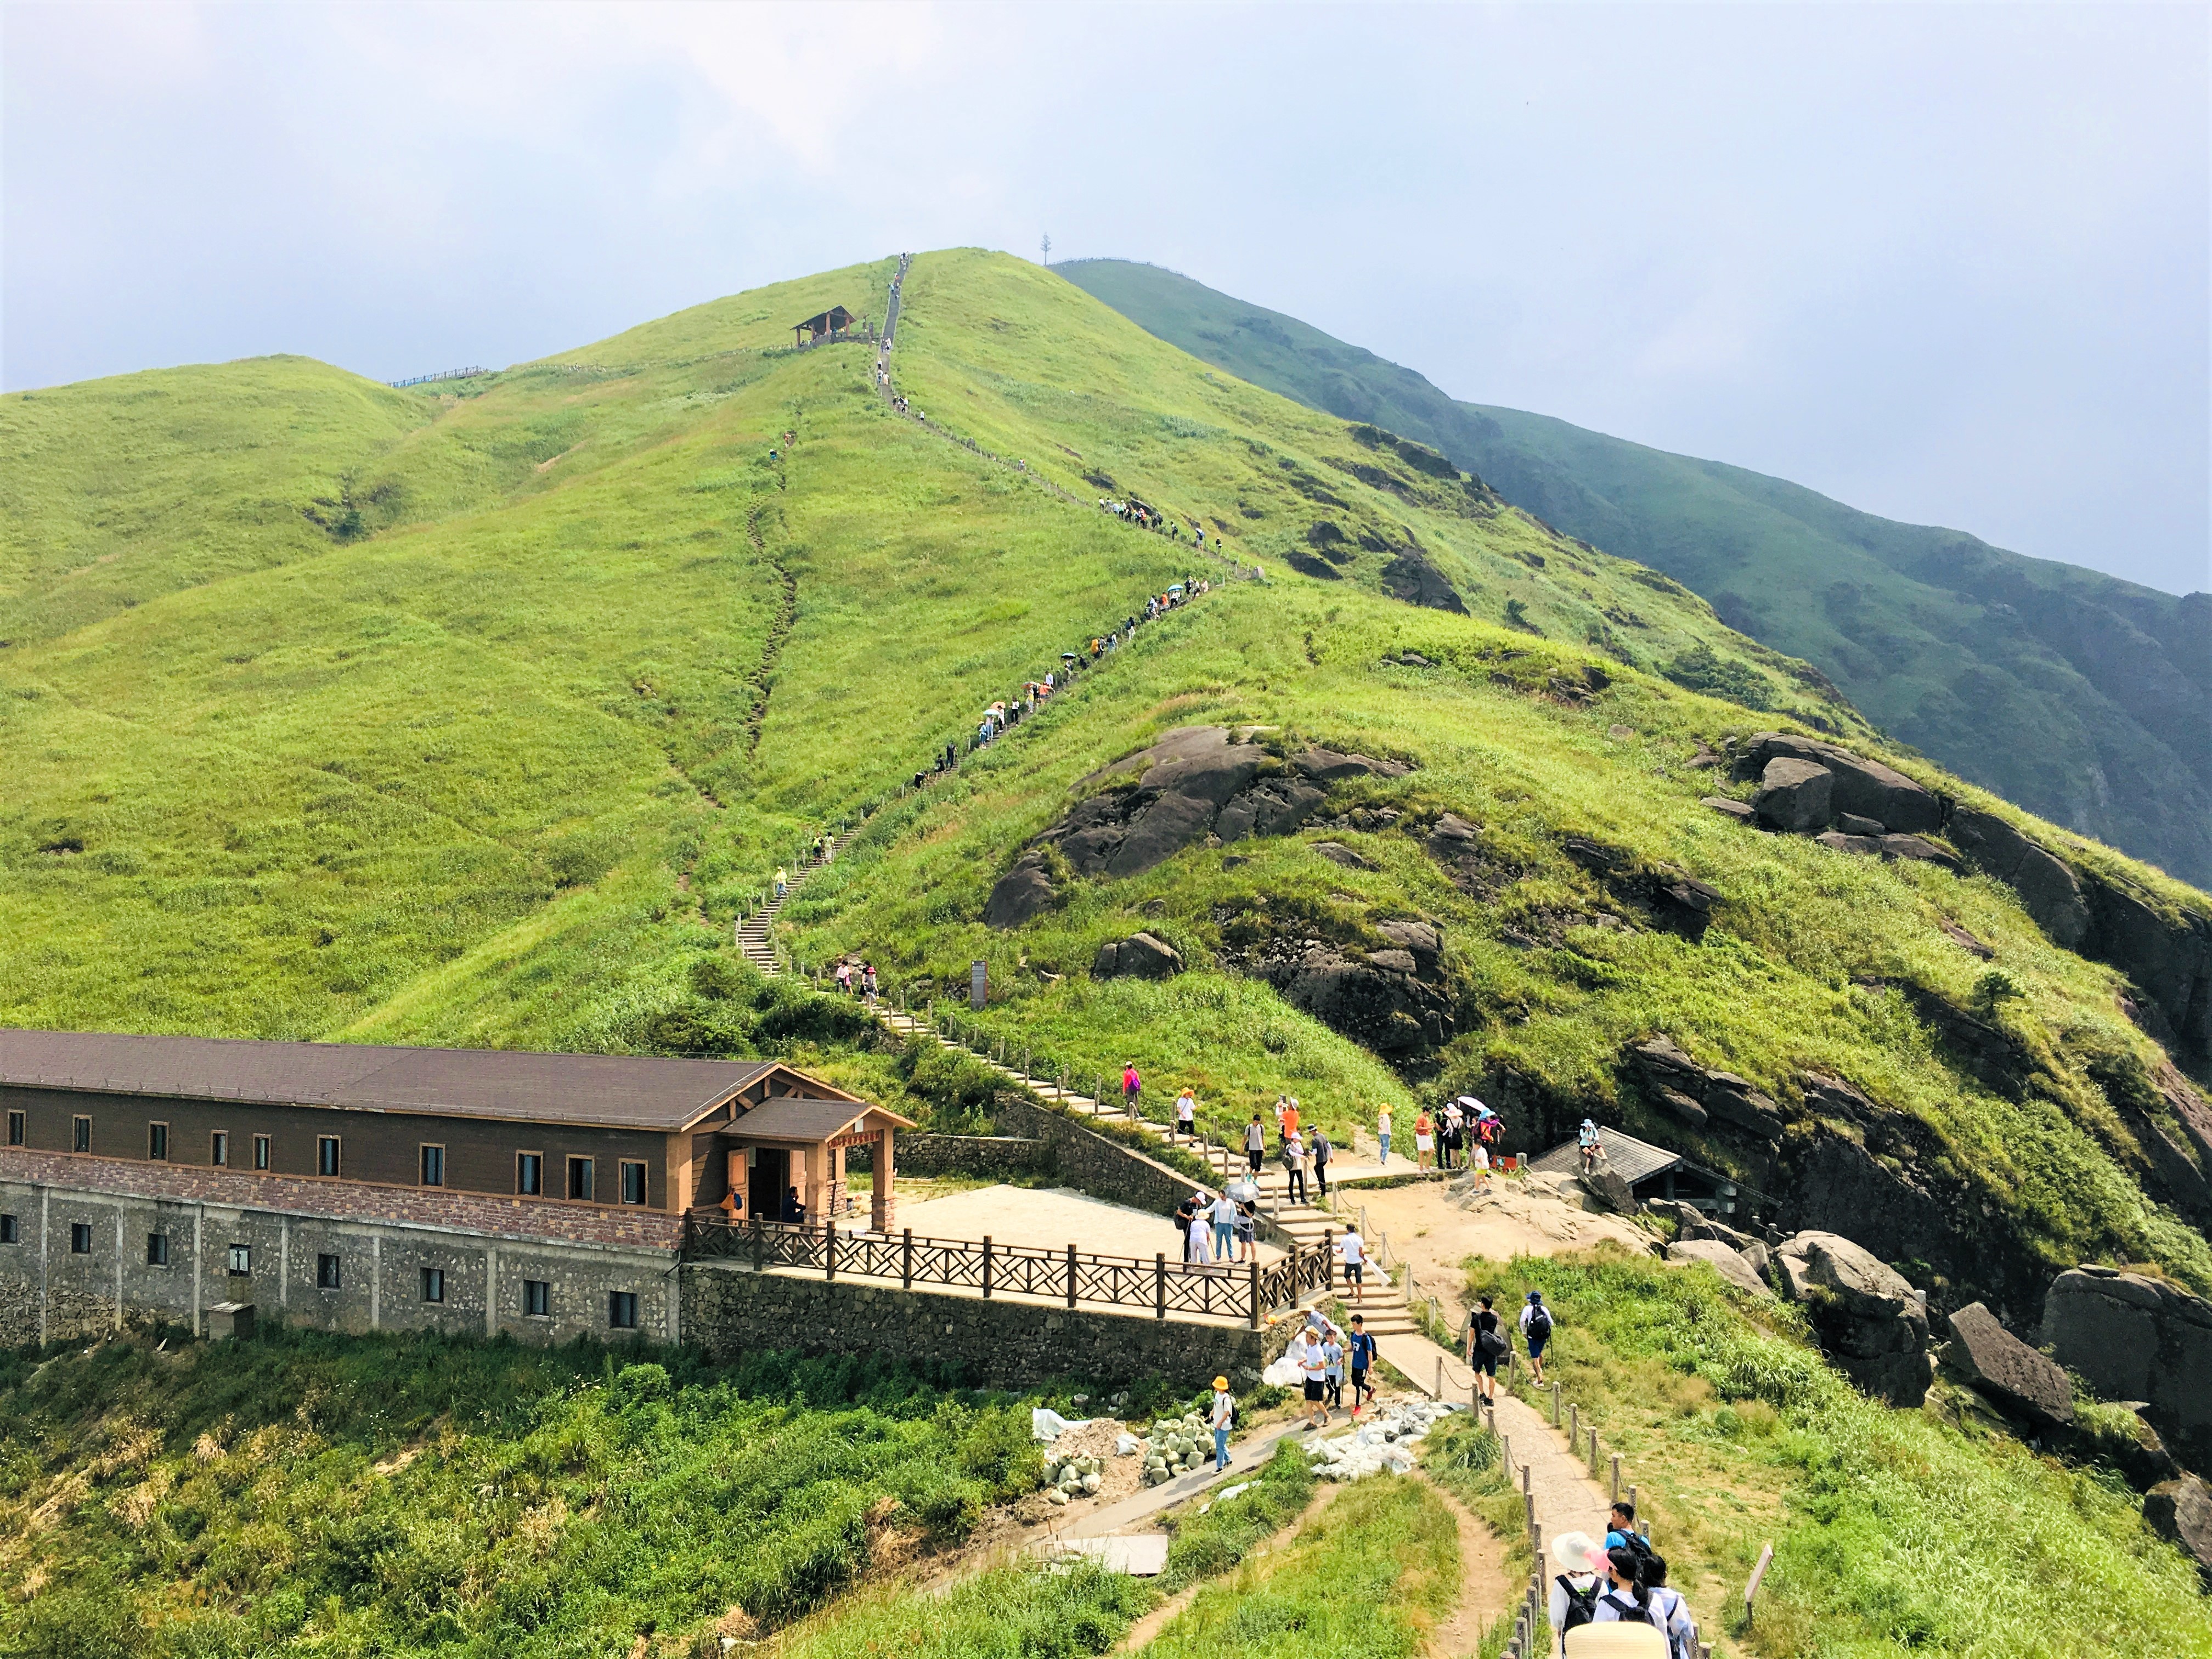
left=793, top=304, right=856, bottom=346
left=0, top=1030, right=911, bottom=1234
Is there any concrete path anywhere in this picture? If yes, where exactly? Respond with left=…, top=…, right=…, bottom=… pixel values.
left=1058, top=1417, right=1313, bottom=1539
left=894, top=1184, right=1286, bottom=1265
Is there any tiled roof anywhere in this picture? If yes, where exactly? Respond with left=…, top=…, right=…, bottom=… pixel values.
left=1530, top=1126, right=1684, bottom=1188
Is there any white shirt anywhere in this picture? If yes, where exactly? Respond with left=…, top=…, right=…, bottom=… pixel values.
left=1300, top=1339, right=1327, bottom=1378
left=1177, top=1093, right=1196, bottom=1120
left=1210, top=1195, right=1239, bottom=1226
left=1339, top=1231, right=1365, bottom=1265
left=1211, top=1390, right=1235, bottom=1430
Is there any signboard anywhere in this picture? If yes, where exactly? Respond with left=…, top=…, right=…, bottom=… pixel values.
left=970, top=960, right=988, bottom=1010
left=1744, top=1541, right=1775, bottom=1623
left=826, top=1128, right=880, bottom=1152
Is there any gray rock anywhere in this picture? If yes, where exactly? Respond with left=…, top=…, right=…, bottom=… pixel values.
left=2043, top=1267, right=2212, bottom=1468
left=1217, top=777, right=1327, bottom=843
left=1814, top=830, right=1884, bottom=856
left=1585, top=1166, right=1638, bottom=1215
left=1837, top=812, right=1887, bottom=836
left=1877, top=833, right=1962, bottom=871
left=1426, top=812, right=1481, bottom=854
left=1375, top=918, right=1443, bottom=976
left=1684, top=1216, right=1760, bottom=1253
left=1651, top=1086, right=1709, bottom=1130
left=1668, top=1239, right=1771, bottom=1296
left=1949, top=807, right=2091, bottom=948
left=1093, top=932, right=1184, bottom=980
left=985, top=853, right=1060, bottom=929
left=1775, top=1231, right=1933, bottom=1406
left=1701, top=1074, right=1786, bottom=1140
left=1945, top=1301, right=2073, bottom=1431
left=1290, top=746, right=1411, bottom=783
left=1629, top=1034, right=1784, bottom=1138
left=1753, top=757, right=1833, bottom=832
left=1311, top=840, right=1372, bottom=869
left=1743, top=733, right=1943, bottom=833
left=2145, top=1476, right=2212, bottom=1583
left=1701, top=796, right=1755, bottom=821
left=1800, top=1073, right=1878, bottom=1124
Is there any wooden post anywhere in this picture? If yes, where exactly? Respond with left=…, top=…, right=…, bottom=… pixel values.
left=1249, top=1259, right=1262, bottom=1330
left=1435, top=1356, right=1444, bottom=1398
left=981, top=1235, right=993, bottom=1299
left=1551, top=1381, right=1561, bottom=1425
left=1066, top=1243, right=1077, bottom=1309
left=1568, top=1401, right=1578, bottom=1446
left=1611, top=1452, right=1621, bottom=1502
left=824, top=1221, right=836, bottom=1282
left=902, top=1228, right=913, bottom=1289
left=1155, top=1253, right=1167, bottom=1320
left=1323, top=1228, right=1333, bottom=1293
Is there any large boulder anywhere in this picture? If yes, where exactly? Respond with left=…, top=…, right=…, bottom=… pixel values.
left=1667, top=1238, right=1771, bottom=1297
left=2145, top=1476, right=2212, bottom=1584
left=1741, top=733, right=1943, bottom=833
left=2042, top=1267, right=2212, bottom=1468
left=1944, top=1302, right=2073, bottom=1432
left=1093, top=932, right=1184, bottom=980
left=985, top=851, right=1060, bottom=928
left=1260, top=941, right=1454, bottom=1060
left=1584, top=1165, right=1638, bottom=1215
left=1774, top=1232, right=1932, bottom=1406
left=1626, top=1035, right=1784, bottom=1140
left=1752, top=758, right=1832, bottom=832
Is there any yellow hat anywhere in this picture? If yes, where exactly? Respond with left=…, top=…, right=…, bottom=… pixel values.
left=1213, top=1375, right=1229, bottom=1391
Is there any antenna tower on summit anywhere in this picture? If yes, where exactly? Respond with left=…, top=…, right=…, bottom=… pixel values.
left=1040, top=233, right=1052, bottom=267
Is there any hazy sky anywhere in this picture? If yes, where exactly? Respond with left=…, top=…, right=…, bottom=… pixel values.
left=6, top=2, right=2205, bottom=595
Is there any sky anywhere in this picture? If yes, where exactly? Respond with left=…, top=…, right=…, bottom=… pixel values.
left=5, top=2, right=2206, bottom=596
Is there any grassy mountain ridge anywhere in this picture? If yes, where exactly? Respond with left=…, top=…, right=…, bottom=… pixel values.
left=1055, top=258, right=2212, bottom=889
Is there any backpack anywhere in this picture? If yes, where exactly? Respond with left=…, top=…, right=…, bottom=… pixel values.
left=1600, top=1592, right=1658, bottom=1629
left=1526, top=1304, right=1553, bottom=1341
left=1617, top=1533, right=1657, bottom=1573
left=1555, top=1576, right=1600, bottom=1634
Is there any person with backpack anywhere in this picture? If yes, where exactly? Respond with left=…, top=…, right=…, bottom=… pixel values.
left=1123, top=1063, right=1142, bottom=1113
left=1244, top=1112, right=1266, bottom=1175
left=1605, top=1500, right=1647, bottom=1555
left=1465, top=1294, right=1505, bottom=1403
left=1346, top=1313, right=1378, bottom=1409
left=1578, top=1117, right=1605, bottom=1176
left=1210, top=1375, right=1236, bottom=1471
left=1282, top=1128, right=1308, bottom=1204
left=1175, top=1087, right=1197, bottom=1142
left=1519, top=1289, right=1553, bottom=1384
left=1545, top=1530, right=1606, bottom=1654
left=1311, top=1125, right=1333, bottom=1199
left=1592, top=1545, right=1699, bottom=1658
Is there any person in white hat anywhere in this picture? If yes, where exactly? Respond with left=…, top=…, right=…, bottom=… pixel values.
left=1545, top=1529, right=1609, bottom=1653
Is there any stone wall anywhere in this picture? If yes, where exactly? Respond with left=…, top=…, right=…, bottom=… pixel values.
left=990, top=1094, right=1203, bottom=1215
left=849, top=1135, right=1051, bottom=1181
left=0, top=1164, right=679, bottom=1349
left=681, top=1261, right=1295, bottom=1390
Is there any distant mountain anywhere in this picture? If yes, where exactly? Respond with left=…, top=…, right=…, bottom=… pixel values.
left=1058, top=258, right=2212, bottom=888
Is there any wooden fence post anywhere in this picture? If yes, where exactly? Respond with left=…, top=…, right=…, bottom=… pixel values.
left=1249, top=1260, right=1262, bottom=1330
left=1155, top=1254, right=1167, bottom=1320
left=982, top=1235, right=993, bottom=1299
left=902, top=1228, right=913, bottom=1290
left=1066, top=1244, right=1077, bottom=1309
left=824, top=1222, right=836, bottom=1283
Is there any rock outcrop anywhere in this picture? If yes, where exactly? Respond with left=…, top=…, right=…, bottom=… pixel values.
left=1773, top=1231, right=1932, bottom=1406
left=1667, top=1238, right=1771, bottom=1297
left=1948, top=807, right=2091, bottom=947
left=1231, top=916, right=1454, bottom=1062
left=1737, top=732, right=1944, bottom=833
left=2042, top=1266, right=2212, bottom=1469
left=984, top=727, right=1411, bottom=928
left=1627, top=1036, right=1786, bottom=1142
left=1943, top=1301, right=2073, bottom=1432
left=2145, top=1476, right=2212, bottom=1583
left=1092, top=932, right=1184, bottom=980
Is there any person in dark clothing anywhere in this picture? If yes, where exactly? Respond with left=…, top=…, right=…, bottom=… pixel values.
left=1465, top=1294, right=1504, bottom=1403
left=781, top=1186, right=805, bottom=1224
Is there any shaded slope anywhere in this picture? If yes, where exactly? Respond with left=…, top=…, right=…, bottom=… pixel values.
left=1058, top=258, right=2211, bottom=888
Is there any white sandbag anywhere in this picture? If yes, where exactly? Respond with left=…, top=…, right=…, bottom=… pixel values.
left=1031, top=1408, right=1091, bottom=1442
left=1262, top=1355, right=1304, bottom=1387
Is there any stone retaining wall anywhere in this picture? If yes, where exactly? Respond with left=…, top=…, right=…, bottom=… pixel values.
left=990, top=1093, right=1205, bottom=1214
left=849, top=1135, right=1051, bottom=1180
left=681, top=1261, right=1295, bottom=1390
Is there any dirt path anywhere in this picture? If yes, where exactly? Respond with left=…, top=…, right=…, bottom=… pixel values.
left=1111, top=1483, right=1340, bottom=1653
left=1421, top=1476, right=1515, bottom=1658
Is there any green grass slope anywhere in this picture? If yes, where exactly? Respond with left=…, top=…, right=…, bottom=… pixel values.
left=1056, top=258, right=2212, bottom=889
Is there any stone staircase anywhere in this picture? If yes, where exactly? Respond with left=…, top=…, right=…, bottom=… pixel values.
left=871, top=1007, right=1423, bottom=1337
left=736, top=830, right=861, bottom=977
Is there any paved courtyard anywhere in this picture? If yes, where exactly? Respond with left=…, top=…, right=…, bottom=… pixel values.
left=889, top=1183, right=1288, bottom=1264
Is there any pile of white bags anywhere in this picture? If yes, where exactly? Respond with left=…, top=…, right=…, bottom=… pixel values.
left=1305, top=1398, right=1460, bottom=1481
left=1041, top=1449, right=1104, bottom=1505
left=1133, top=1411, right=1212, bottom=1486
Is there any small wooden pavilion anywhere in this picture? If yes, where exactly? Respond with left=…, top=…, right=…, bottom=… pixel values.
left=793, top=305, right=857, bottom=347
left=700, top=1074, right=914, bottom=1232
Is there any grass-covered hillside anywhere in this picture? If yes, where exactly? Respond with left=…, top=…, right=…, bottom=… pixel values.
left=1058, top=258, right=2212, bottom=891
left=4, top=247, right=2209, bottom=1317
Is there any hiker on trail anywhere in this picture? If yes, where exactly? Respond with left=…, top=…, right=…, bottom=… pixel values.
left=1187, top=1197, right=1214, bottom=1265
left=1338, top=1224, right=1366, bottom=1302
left=774, top=867, right=788, bottom=900
left=1376, top=1104, right=1393, bottom=1165
left=1277, top=1095, right=1300, bottom=1144
left=1211, top=1376, right=1235, bottom=1471
left=1414, top=1108, right=1435, bottom=1171
left=1311, top=1125, right=1332, bottom=1199
left=1545, top=1530, right=1606, bottom=1655
left=1605, top=1500, right=1648, bottom=1555
left=1346, top=1313, right=1378, bottom=1409
left=1440, top=1099, right=1462, bottom=1171
left=835, top=961, right=854, bottom=995
left=1176, top=1087, right=1197, bottom=1141
left=1578, top=1118, right=1604, bottom=1176
left=1298, top=1329, right=1331, bottom=1429
left=1245, top=1113, right=1266, bottom=1175
left=1611, top=1545, right=1697, bottom=1659
left=1469, top=1138, right=1492, bottom=1194
left=1123, top=1063, right=1142, bottom=1111
left=1592, top=1545, right=1696, bottom=1656
left=862, top=963, right=878, bottom=1006
left=1283, top=1128, right=1308, bottom=1205
left=1208, top=1188, right=1238, bottom=1260
left=1520, top=1290, right=1554, bottom=1384
left=1174, top=1192, right=1200, bottom=1260
left=1466, top=1294, right=1503, bottom=1403
left=1322, top=1330, right=1345, bottom=1409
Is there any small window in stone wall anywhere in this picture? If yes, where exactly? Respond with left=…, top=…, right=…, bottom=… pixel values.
left=73, top=1115, right=91, bottom=1153
left=619, top=1160, right=647, bottom=1205
left=70, top=1222, right=92, bottom=1254
left=317, top=1253, right=342, bottom=1289
left=228, top=1243, right=252, bottom=1274
left=211, top=1131, right=229, bottom=1166
left=253, top=1134, right=270, bottom=1171
left=421, top=1267, right=444, bottom=1303
left=567, top=1155, right=595, bottom=1202
left=524, top=1279, right=551, bottom=1317
left=0, top=1215, right=18, bottom=1244
left=148, top=1121, right=168, bottom=1160
left=608, top=1290, right=639, bottom=1329
left=5, top=1110, right=22, bottom=1146
left=147, top=1232, right=170, bottom=1266
left=420, top=1144, right=445, bottom=1187
left=317, top=1136, right=341, bottom=1178
left=517, top=1153, right=543, bottom=1196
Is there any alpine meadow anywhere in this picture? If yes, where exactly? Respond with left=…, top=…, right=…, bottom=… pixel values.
left=5, top=249, right=2212, bottom=1658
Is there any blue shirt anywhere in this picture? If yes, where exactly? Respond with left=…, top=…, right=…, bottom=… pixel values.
left=1347, top=1331, right=1379, bottom=1372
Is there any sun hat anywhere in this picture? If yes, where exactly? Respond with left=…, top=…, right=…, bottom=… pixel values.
left=1214, top=1375, right=1229, bottom=1391
left=1549, top=1529, right=1599, bottom=1576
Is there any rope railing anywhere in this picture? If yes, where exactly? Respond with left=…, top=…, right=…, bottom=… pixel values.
left=684, top=1214, right=1330, bottom=1327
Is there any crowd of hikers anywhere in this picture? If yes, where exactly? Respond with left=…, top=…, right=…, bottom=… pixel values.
left=1548, top=1506, right=1700, bottom=1656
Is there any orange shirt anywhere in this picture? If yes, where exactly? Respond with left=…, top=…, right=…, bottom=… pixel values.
left=1279, top=1105, right=1300, bottom=1138
left=1414, top=1113, right=1433, bottom=1137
